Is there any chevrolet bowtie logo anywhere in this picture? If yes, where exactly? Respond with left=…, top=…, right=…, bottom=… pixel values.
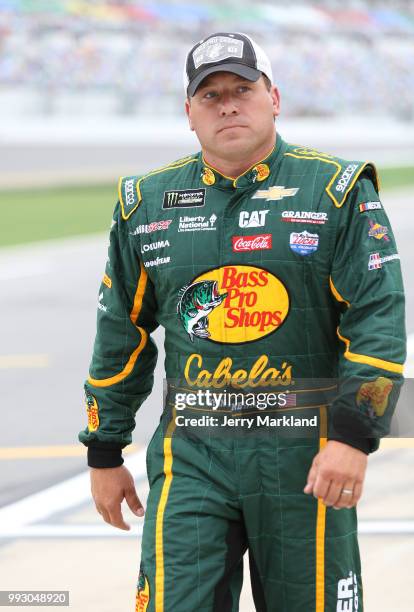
left=252, top=186, right=300, bottom=201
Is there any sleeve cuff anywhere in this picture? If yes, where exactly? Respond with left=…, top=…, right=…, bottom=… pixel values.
left=87, top=445, right=124, bottom=468
left=328, top=435, right=379, bottom=455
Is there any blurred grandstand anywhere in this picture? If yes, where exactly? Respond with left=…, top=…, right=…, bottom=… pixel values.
left=1, top=0, right=414, bottom=120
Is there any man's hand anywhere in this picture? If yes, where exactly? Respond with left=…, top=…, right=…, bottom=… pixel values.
left=90, top=465, right=145, bottom=530
left=304, top=440, right=368, bottom=509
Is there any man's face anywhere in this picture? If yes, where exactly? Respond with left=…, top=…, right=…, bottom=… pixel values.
left=185, top=72, right=280, bottom=162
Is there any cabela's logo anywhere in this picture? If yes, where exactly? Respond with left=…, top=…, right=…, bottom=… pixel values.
left=178, top=265, right=290, bottom=344
left=184, top=354, right=292, bottom=389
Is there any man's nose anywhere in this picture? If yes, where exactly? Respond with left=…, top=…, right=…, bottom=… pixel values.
left=219, top=93, right=239, bottom=116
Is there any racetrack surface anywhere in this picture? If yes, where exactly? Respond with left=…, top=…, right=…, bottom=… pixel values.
left=0, top=187, right=413, bottom=611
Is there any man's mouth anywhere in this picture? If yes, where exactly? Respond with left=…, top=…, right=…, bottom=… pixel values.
left=217, top=125, right=247, bottom=133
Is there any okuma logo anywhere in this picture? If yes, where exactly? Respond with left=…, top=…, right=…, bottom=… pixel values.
left=178, top=265, right=290, bottom=344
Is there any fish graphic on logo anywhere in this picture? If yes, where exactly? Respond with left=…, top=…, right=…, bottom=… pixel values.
left=177, top=280, right=227, bottom=342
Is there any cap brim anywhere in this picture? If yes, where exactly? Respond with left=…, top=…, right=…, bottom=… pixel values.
left=187, top=63, right=261, bottom=97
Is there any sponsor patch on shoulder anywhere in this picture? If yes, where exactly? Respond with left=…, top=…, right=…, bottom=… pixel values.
left=119, top=176, right=141, bottom=220
left=163, top=189, right=205, bottom=209
left=368, top=220, right=389, bottom=241
left=326, top=161, right=377, bottom=208
left=368, top=252, right=400, bottom=270
left=290, top=146, right=334, bottom=159
left=334, top=163, right=359, bottom=194
left=359, top=201, right=382, bottom=212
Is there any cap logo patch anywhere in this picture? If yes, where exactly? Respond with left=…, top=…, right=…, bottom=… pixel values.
left=193, top=36, right=244, bottom=69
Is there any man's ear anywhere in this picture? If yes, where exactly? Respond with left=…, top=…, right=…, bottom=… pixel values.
left=185, top=98, right=194, bottom=131
left=271, top=86, right=281, bottom=118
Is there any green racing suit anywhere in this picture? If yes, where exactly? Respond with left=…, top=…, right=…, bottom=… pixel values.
left=79, top=134, right=406, bottom=612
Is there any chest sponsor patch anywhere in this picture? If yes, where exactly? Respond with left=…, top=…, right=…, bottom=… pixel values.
left=130, top=220, right=172, bottom=235
left=359, top=201, right=382, bottom=212
left=368, top=220, right=389, bottom=241
left=144, top=256, right=171, bottom=268
left=178, top=214, right=217, bottom=232
left=177, top=264, right=290, bottom=344
left=239, top=209, right=269, bottom=228
left=281, top=210, right=328, bottom=225
left=141, top=240, right=170, bottom=253
left=289, top=231, right=319, bottom=256
left=252, top=186, right=299, bottom=201
left=163, top=188, right=205, bottom=209
left=232, top=234, right=272, bottom=252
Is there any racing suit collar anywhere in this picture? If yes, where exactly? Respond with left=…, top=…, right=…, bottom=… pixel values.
left=200, top=132, right=287, bottom=190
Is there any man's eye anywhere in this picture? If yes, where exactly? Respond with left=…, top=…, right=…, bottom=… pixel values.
left=203, top=91, right=218, bottom=100
left=237, top=86, right=250, bottom=94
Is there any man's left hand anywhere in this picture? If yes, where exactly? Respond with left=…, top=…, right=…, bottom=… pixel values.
left=303, top=440, right=368, bottom=509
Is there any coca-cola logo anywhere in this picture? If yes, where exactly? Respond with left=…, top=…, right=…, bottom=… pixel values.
left=232, top=234, right=272, bottom=252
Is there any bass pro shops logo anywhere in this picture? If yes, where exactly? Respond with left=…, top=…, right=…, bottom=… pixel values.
left=85, top=392, right=99, bottom=432
left=135, top=567, right=150, bottom=612
left=178, top=265, right=290, bottom=344
left=337, top=571, right=358, bottom=611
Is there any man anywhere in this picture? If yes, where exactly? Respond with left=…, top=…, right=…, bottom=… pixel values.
left=80, top=32, right=406, bottom=611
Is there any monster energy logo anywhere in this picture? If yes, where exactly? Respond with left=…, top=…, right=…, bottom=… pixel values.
left=163, top=188, right=206, bottom=210
left=167, top=192, right=180, bottom=207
